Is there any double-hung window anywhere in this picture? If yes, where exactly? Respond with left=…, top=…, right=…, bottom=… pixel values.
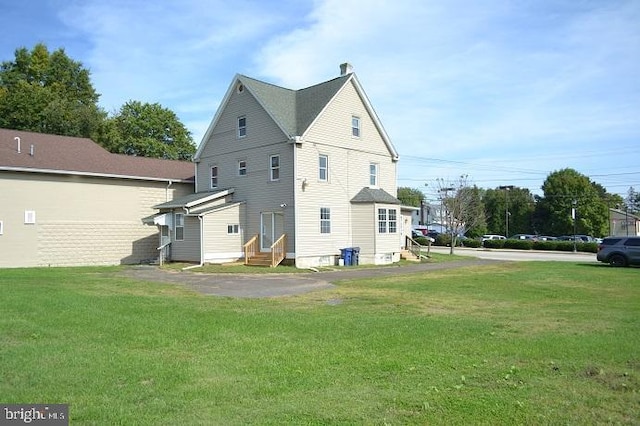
left=237, top=116, right=246, bottom=138
left=320, top=207, right=331, bottom=234
left=352, top=116, right=360, bottom=137
left=318, top=154, right=328, bottom=182
left=369, top=163, right=378, bottom=187
left=270, top=155, right=280, bottom=181
left=210, top=166, right=218, bottom=188
left=377, top=208, right=397, bottom=234
left=175, top=213, right=184, bottom=241
left=238, top=160, right=247, bottom=176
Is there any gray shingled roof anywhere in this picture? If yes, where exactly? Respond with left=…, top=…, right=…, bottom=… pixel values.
left=153, top=189, right=232, bottom=209
left=238, top=74, right=351, bottom=137
left=351, top=187, right=400, bottom=204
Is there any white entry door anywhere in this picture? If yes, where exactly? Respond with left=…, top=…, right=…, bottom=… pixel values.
left=261, top=212, right=283, bottom=251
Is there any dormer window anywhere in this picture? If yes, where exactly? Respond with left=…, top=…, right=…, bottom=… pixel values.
left=351, top=116, right=360, bottom=137
left=237, top=116, right=247, bottom=138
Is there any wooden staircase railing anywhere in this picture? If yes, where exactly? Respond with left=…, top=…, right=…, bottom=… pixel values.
left=270, top=234, right=287, bottom=267
left=243, top=234, right=259, bottom=265
left=406, top=235, right=429, bottom=260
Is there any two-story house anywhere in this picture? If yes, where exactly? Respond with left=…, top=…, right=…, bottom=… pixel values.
left=154, top=64, right=405, bottom=268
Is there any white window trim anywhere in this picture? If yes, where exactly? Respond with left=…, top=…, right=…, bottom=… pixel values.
left=270, top=154, right=280, bottom=181
left=238, top=160, right=247, bottom=176
left=0, top=220, right=3, bottom=235
left=320, top=207, right=331, bottom=234
left=175, top=213, right=184, bottom=241
left=352, top=115, right=361, bottom=138
left=377, top=208, right=397, bottom=234
left=237, top=116, right=247, bottom=138
left=318, top=154, right=328, bottom=182
left=369, top=163, right=379, bottom=187
left=210, top=166, right=218, bottom=189
left=227, top=224, right=240, bottom=234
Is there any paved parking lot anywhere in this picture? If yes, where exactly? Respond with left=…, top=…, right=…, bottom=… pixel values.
left=120, top=259, right=499, bottom=298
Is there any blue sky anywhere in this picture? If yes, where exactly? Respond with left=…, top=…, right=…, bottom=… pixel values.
left=1, top=0, right=638, bottom=199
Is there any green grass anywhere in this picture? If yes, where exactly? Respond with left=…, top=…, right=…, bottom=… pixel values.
left=1, top=263, right=638, bottom=424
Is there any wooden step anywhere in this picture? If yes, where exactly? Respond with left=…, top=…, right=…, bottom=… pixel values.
left=246, top=252, right=273, bottom=267
left=401, top=250, right=421, bottom=262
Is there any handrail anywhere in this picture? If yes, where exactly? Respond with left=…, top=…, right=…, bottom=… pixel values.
left=243, top=234, right=259, bottom=265
left=156, top=237, right=171, bottom=266
left=406, top=235, right=429, bottom=260
left=270, top=234, right=287, bottom=267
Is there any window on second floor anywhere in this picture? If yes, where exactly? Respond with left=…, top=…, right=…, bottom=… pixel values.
left=369, top=162, right=378, bottom=187
left=352, top=116, right=360, bottom=137
left=318, top=154, right=328, bottom=182
left=210, top=166, right=218, bottom=188
left=270, top=155, right=280, bottom=181
left=238, top=160, right=247, bottom=176
left=227, top=224, right=240, bottom=234
left=237, top=116, right=246, bottom=138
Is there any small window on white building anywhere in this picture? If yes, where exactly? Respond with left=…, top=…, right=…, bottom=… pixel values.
left=175, top=213, right=184, bottom=241
left=378, top=208, right=397, bottom=234
left=0, top=220, right=3, bottom=235
left=388, top=209, right=397, bottom=233
left=238, top=160, right=247, bottom=176
left=270, top=155, right=280, bottom=181
left=320, top=207, right=331, bottom=234
left=378, top=208, right=387, bottom=233
left=227, top=224, right=240, bottom=234
left=369, top=163, right=379, bottom=187
left=352, top=116, right=360, bottom=137
left=237, top=116, right=247, bottom=138
left=210, top=166, right=218, bottom=188
left=24, top=210, right=36, bottom=224
left=318, top=154, right=328, bottom=182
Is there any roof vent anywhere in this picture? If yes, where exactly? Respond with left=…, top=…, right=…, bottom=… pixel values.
left=340, top=62, right=353, bottom=76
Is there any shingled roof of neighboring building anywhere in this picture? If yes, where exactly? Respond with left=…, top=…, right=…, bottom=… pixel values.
left=0, top=128, right=195, bottom=182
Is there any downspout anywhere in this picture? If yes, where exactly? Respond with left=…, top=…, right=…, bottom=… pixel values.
left=292, top=136, right=300, bottom=267
left=165, top=180, right=172, bottom=202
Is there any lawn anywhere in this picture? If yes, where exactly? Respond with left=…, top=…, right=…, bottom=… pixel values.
left=0, top=262, right=638, bottom=424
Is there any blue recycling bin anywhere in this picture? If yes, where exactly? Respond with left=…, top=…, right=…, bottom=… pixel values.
left=340, top=248, right=353, bottom=266
left=351, top=247, right=360, bottom=265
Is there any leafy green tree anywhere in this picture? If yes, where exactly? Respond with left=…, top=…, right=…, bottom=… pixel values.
left=103, top=100, right=196, bottom=160
left=0, top=43, right=105, bottom=138
left=536, top=168, right=609, bottom=237
left=397, top=187, right=424, bottom=207
left=484, top=187, right=536, bottom=236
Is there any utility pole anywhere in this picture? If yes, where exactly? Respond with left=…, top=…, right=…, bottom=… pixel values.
left=499, top=185, right=514, bottom=237
left=439, top=186, right=455, bottom=254
left=572, top=199, right=577, bottom=253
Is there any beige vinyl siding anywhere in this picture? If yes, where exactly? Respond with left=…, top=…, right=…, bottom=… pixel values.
left=0, top=171, right=192, bottom=267
left=196, top=84, right=295, bottom=253
left=202, top=203, right=245, bottom=262
left=294, top=79, right=397, bottom=259
left=375, top=204, right=401, bottom=254
left=351, top=204, right=375, bottom=255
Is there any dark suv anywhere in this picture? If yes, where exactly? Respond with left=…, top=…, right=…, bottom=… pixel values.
left=596, top=237, right=640, bottom=267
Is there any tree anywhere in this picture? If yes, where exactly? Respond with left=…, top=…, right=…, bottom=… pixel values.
left=0, top=43, right=105, bottom=138
left=397, top=187, right=424, bottom=207
left=625, top=187, right=640, bottom=215
left=484, top=187, right=536, bottom=236
left=435, top=175, right=485, bottom=254
left=535, top=168, right=609, bottom=237
left=99, top=100, right=195, bottom=160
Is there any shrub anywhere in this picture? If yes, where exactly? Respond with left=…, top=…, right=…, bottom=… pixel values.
left=580, top=242, right=598, bottom=253
left=414, top=236, right=431, bottom=246
left=462, top=239, right=481, bottom=248
left=532, top=241, right=558, bottom=251
left=504, top=239, right=533, bottom=250
left=555, top=241, right=576, bottom=252
left=483, top=239, right=505, bottom=249
left=435, top=233, right=452, bottom=246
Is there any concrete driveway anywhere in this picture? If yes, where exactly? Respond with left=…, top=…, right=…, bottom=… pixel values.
left=120, top=259, right=499, bottom=298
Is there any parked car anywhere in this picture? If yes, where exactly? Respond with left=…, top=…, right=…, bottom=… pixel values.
left=537, top=235, right=557, bottom=241
left=596, top=236, right=640, bottom=267
left=509, top=234, right=537, bottom=241
left=481, top=234, right=506, bottom=242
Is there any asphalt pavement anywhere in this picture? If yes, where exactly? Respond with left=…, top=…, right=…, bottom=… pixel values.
left=120, top=258, right=499, bottom=298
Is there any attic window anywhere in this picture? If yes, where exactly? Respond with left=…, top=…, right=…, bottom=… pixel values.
left=237, top=116, right=247, bottom=138
left=237, top=83, right=244, bottom=93
left=352, top=116, right=361, bottom=137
